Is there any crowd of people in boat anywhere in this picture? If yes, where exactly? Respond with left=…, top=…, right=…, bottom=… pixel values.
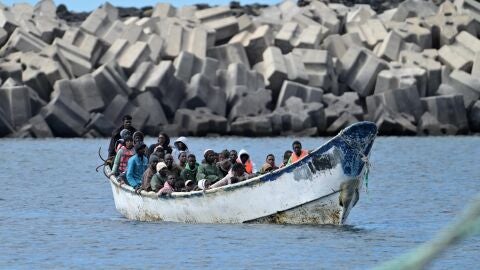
left=106, top=115, right=310, bottom=196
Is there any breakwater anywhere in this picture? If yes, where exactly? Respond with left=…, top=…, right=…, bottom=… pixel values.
left=0, top=0, right=479, bottom=138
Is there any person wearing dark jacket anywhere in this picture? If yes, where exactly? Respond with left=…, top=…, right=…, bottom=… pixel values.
left=108, top=115, right=136, bottom=159
left=148, top=132, right=173, bottom=158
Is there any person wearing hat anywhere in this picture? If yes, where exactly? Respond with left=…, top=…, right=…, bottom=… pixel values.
left=196, top=149, right=223, bottom=189
left=237, top=149, right=255, bottom=174
left=126, top=143, right=148, bottom=191
left=108, top=115, right=136, bottom=159
left=172, top=136, right=190, bottom=163
left=180, top=154, right=200, bottom=184
left=151, top=162, right=168, bottom=192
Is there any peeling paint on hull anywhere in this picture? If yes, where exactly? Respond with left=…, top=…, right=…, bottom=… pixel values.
left=105, top=122, right=377, bottom=225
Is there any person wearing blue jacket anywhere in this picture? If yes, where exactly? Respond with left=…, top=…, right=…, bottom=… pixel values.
left=126, top=143, right=148, bottom=191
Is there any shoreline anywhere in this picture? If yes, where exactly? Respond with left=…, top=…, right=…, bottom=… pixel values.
left=0, top=0, right=479, bottom=138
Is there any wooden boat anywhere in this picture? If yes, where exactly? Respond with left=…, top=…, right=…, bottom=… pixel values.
left=104, top=121, right=377, bottom=225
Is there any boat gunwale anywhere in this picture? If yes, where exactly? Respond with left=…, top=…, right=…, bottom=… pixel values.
left=105, top=121, right=377, bottom=200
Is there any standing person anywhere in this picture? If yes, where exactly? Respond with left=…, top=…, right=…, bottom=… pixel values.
left=279, top=150, right=293, bottom=168
left=237, top=149, right=255, bottom=174
left=126, top=143, right=148, bottom=191
left=259, top=154, right=278, bottom=174
left=141, top=155, right=160, bottom=192
left=287, top=141, right=309, bottom=165
left=108, top=115, right=136, bottom=159
left=172, top=136, right=190, bottom=163
left=196, top=149, right=223, bottom=189
left=178, top=151, right=187, bottom=169
left=115, top=129, right=132, bottom=153
left=148, top=132, right=173, bottom=158
left=180, top=154, right=199, bottom=184
left=110, top=136, right=135, bottom=181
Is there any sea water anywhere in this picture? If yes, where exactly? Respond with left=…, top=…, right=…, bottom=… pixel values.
left=0, top=136, right=479, bottom=269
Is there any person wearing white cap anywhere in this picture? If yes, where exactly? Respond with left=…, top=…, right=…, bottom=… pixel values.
left=150, top=162, right=168, bottom=192
left=172, top=136, right=190, bottom=163
left=196, top=149, right=223, bottom=189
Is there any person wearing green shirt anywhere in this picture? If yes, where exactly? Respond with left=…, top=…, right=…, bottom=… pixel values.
left=181, top=154, right=199, bottom=184
left=196, top=149, right=222, bottom=185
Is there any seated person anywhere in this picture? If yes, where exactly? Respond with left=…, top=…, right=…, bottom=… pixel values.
left=279, top=150, right=293, bottom=168
left=151, top=162, right=168, bottom=192
left=259, top=154, right=278, bottom=174
left=180, top=154, right=199, bottom=185
left=217, top=159, right=232, bottom=178
left=141, top=155, right=160, bottom=191
left=237, top=149, right=255, bottom=174
left=196, top=149, right=223, bottom=189
left=287, top=141, right=310, bottom=165
left=157, top=174, right=176, bottom=196
left=164, top=153, right=182, bottom=179
left=209, top=163, right=249, bottom=189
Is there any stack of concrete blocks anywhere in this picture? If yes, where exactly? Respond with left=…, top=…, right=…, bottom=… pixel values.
left=0, top=0, right=479, bottom=138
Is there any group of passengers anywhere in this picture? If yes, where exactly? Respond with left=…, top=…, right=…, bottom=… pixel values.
left=107, top=115, right=310, bottom=196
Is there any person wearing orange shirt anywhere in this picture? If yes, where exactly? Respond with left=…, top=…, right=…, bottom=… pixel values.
left=287, top=141, right=309, bottom=165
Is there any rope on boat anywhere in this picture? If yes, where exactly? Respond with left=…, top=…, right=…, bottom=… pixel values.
left=339, top=130, right=375, bottom=193
left=374, top=193, right=480, bottom=270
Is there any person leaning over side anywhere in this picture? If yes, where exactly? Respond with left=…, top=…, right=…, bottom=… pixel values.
left=287, top=141, right=310, bottom=165
left=126, top=143, right=148, bottom=192
left=209, top=163, right=250, bottom=189
left=108, top=115, right=136, bottom=160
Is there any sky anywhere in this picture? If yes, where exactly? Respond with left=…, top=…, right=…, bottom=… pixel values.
left=2, top=0, right=280, bottom=12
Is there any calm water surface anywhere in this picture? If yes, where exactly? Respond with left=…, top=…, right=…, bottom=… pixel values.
left=0, top=136, right=479, bottom=269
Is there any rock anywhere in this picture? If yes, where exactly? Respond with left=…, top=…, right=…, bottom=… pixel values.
left=468, top=100, right=480, bottom=132
left=92, top=61, right=131, bottom=103
left=309, top=1, right=341, bottom=34
left=61, top=29, right=106, bottom=67
left=275, top=22, right=327, bottom=54
left=272, top=96, right=326, bottom=134
left=230, top=115, right=272, bottom=136
left=117, top=41, right=151, bottom=76
left=230, top=24, right=274, bottom=65
left=292, top=48, right=338, bottom=93
left=423, top=0, right=477, bottom=48
left=417, top=111, right=459, bottom=135
left=152, top=3, right=177, bottom=18
left=390, top=0, right=438, bottom=22
left=0, top=28, right=47, bottom=56
left=455, top=0, right=480, bottom=26
left=399, top=49, right=442, bottom=96
left=207, top=42, right=249, bottom=69
left=184, top=74, right=226, bottom=116
left=0, top=6, right=18, bottom=35
left=322, top=33, right=364, bottom=59
left=421, top=94, right=469, bottom=134
left=80, top=3, right=118, bottom=44
left=339, top=46, right=389, bottom=97
left=102, top=94, right=149, bottom=131
left=52, top=74, right=104, bottom=113
left=385, top=20, right=432, bottom=49
left=174, top=107, right=228, bottom=136
left=253, top=46, right=288, bottom=102
left=98, top=38, right=129, bottom=66
left=173, top=51, right=219, bottom=84
left=85, top=112, right=115, bottom=137
left=326, top=112, right=359, bottom=135
left=347, top=19, right=388, bottom=48
left=229, top=87, right=271, bottom=121
left=367, top=85, right=423, bottom=122
left=473, top=52, right=480, bottom=77
left=374, top=31, right=422, bottom=62
left=440, top=70, right=480, bottom=109
left=0, top=82, right=33, bottom=129
left=52, top=38, right=93, bottom=77
left=41, top=93, right=90, bottom=137
left=217, top=62, right=265, bottom=104
left=132, top=91, right=168, bottom=136
left=276, top=80, right=323, bottom=108
left=375, top=62, right=428, bottom=97
left=438, top=31, right=480, bottom=71
left=323, top=92, right=364, bottom=127
left=0, top=62, right=22, bottom=82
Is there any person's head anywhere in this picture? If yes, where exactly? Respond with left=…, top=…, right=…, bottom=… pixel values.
left=283, top=150, right=293, bottom=163
left=266, top=154, right=275, bottom=166
left=174, top=137, right=187, bottom=151
left=135, top=143, right=147, bottom=157
left=204, top=149, right=215, bottom=164
left=167, top=173, right=176, bottom=184
left=120, top=128, right=132, bottom=140
left=261, top=163, right=273, bottom=173
left=218, top=160, right=231, bottom=173
left=149, top=155, right=159, bottom=169
left=292, top=141, right=302, bottom=156
left=157, top=132, right=170, bottom=146
left=156, top=162, right=167, bottom=175
left=187, top=154, right=197, bottom=168
left=213, top=152, right=219, bottom=163
left=122, top=115, right=132, bottom=129
left=124, top=136, right=134, bottom=149
left=232, top=163, right=245, bottom=177
left=229, top=150, right=238, bottom=163
left=239, top=153, right=249, bottom=164
left=178, top=151, right=187, bottom=165
left=219, top=149, right=229, bottom=162
left=133, top=131, right=144, bottom=144
left=153, top=146, right=165, bottom=160
left=164, top=154, right=174, bottom=168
